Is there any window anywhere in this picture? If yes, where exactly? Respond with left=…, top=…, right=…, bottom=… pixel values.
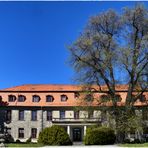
left=6, top=110, right=11, bottom=121
left=18, top=95, right=26, bottom=102
left=47, top=111, right=52, bottom=121
left=74, top=92, right=80, bottom=99
left=139, top=95, right=146, bottom=102
left=74, top=111, right=79, bottom=119
left=18, top=128, right=24, bottom=138
left=18, top=110, right=24, bottom=121
left=85, top=94, right=93, bottom=102
left=46, top=95, right=54, bottom=102
left=31, top=128, right=37, bottom=138
left=88, top=111, right=94, bottom=119
left=32, top=95, right=40, bottom=102
left=61, top=95, right=68, bottom=102
left=8, top=95, right=16, bottom=102
left=31, top=110, right=37, bottom=121
left=60, top=111, right=65, bottom=119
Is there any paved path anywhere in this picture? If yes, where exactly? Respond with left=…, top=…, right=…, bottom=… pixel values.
left=43, top=145, right=119, bottom=148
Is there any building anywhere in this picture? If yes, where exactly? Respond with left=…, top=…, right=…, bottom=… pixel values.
left=0, top=84, right=147, bottom=142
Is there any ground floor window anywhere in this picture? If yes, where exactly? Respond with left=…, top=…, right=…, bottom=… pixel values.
left=18, top=128, right=24, bottom=138
left=31, top=128, right=37, bottom=138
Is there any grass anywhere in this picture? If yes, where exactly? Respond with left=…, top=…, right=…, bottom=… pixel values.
left=5, top=143, right=44, bottom=147
left=119, top=142, right=148, bottom=147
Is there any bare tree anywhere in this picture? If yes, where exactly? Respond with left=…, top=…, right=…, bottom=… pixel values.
left=68, top=4, right=148, bottom=142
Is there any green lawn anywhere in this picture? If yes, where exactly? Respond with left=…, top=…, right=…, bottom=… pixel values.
left=5, top=143, right=44, bottom=147
left=119, top=143, right=148, bottom=147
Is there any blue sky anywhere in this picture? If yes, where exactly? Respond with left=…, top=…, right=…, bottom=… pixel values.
left=0, top=1, right=147, bottom=89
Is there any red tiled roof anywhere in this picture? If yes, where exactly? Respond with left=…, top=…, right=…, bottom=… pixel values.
left=3, top=84, right=129, bottom=91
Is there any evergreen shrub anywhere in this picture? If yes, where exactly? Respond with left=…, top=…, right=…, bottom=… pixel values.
left=38, top=125, right=72, bottom=145
left=84, top=126, right=116, bottom=145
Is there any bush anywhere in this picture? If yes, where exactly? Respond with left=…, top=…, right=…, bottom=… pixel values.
left=15, top=139, right=21, bottom=143
left=26, top=137, right=32, bottom=143
left=84, top=126, right=116, bottom=145
left=4, top=134, right=14, bottom=143
left=38, top=125, right=72, bottom=145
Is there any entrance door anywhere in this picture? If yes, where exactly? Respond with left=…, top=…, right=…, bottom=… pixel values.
left=73, top=128, right=82, bottom=141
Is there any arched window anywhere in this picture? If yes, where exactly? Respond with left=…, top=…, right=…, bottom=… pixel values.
left=8, top=95, right=16, bottom=102
left=18, top=95, right=26, bottom=102
left=61, top=95, right=68, bottom=102
left=32, top=95, right=40, bottom=102
left=46, top=95, right=54, bottom=102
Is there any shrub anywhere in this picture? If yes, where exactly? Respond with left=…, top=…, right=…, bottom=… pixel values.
left=26, top=137, right=32, bottom=143
left=84, top=126, right=116, bottom=145
left=15, top=139, right=21, bottom=143
left=38, top=125, right=72, bottom=145
left=4, top=133, right=14, bottom=143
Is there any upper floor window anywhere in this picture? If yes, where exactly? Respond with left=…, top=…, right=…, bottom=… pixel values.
left=61, top=95, right=68, bottom=102
left=8, top=95, right=16, bottom=102
left=18, top=95, right=26, bottom=102
left=47, top=111, right=52, bottom=121
left=6, top=110, right=11, bottom=122
left=60, top=111, right=65, bottom=119
left=46, top=95, right=54, bottom=102
left=18, top=128, right=24, bottom=138
left=31, top=110, right=37, bottom=121
left=74, top=111, right=79, bottom=119
left=88, top=111, right=94, bottom=119
left=31, top=128, right=37, bottom=138
left=18, top=110, right=24, bottom=121
left=32, top=95, right=40, bottom=102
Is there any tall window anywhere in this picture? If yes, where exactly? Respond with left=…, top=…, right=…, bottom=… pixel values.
left=32, top=95, right=40, bottom=102
left=31, top=128, right=37, bottom=138
left=18, top=128, right=24, bottom=138
left=18, top=95, right=26, bottom=102
left=61, top=95, right=68, bottom=102
left=74, top=111, right=79, bottom=119
left=46, top=95, right=54, bottom=102
left=18, top=110, right=24, bottom=121
left=31, top=110, right=37, bottom=121
left=88, top=111, right=94, bottom=119
left=60, top=111, right=65, bottom=119
left=47, top=111, right=52, bottom=121
left=8, top=95, right=16, bottom=102
left=6, top=110, right=11, bottom=121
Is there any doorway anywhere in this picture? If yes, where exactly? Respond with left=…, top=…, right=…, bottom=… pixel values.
left=73, top=127, right=82, bottom=141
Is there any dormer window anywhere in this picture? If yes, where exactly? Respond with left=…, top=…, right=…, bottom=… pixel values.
left=8, top=95, right=16, bottom=102
left=74, top=92, right=80, bottom=99
left=61, top=95, right=68, bottom=102
left=85, top=94, right=93, bottom=102
left=46, top=95, right=54, bottom=102
left=18, top=95, right=26, bottom=102
left=32, top=95, right=40, bottom=102
left=139, top=95, right=146, bottom=102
